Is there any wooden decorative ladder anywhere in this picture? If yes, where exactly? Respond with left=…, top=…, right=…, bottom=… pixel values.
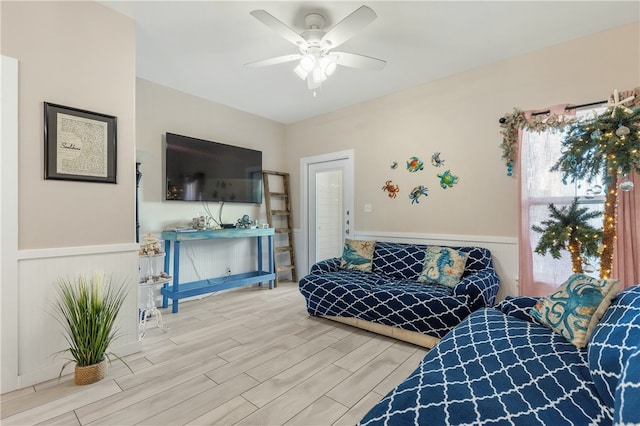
left=262, top=170, right=297, bottom=286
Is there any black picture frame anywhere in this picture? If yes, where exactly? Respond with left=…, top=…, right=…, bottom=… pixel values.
left=44, top=102, right=117, bottom=183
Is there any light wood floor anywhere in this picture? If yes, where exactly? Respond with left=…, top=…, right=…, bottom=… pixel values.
left=1, top=281, right=428, bottom=426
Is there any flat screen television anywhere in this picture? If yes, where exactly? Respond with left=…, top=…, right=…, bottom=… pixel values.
left=165, top=132, right=262, bottom=204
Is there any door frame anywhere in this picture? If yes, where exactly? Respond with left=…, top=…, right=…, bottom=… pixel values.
left=299, top=150, right=354, bottom=275
left=1, top=55, right=20, bottom=392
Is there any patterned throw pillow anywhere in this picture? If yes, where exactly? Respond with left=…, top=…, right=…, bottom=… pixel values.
left=417, top=246, right=469, bottom=288
left=339, top=239, right=376, bottom=272
left=529, top=274, right=620, bottom=348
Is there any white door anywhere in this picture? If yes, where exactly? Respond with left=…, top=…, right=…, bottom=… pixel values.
left=306, top=154, right=354, bottom=267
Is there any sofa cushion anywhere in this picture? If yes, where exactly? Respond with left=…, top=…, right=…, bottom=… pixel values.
left=417, top=246, right=468, bottom=288
left=359, top=307, right=611, bottom=425
left=588, top=285, right=640, bottom=413
left=496, top=296, right=540, bottom=322
left=372, top=242, right=427, bottom=280
left=339, top=239, right=376, bottom=272
left=530, top=274, right=620, bottom=348
left=299, top=270, right=474, bottom=339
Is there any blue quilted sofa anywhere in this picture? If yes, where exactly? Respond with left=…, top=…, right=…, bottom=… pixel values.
left=298, top=241, right=500, bottom=347
left=359, top=284, right=640, bottom=426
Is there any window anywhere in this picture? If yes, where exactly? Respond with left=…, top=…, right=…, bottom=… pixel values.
left=521, top=108, right=605, bottom=294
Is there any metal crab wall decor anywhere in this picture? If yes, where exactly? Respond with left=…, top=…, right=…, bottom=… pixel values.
left=382, top=180, right=400, bottom=198
left=431, top=152, right=445, bottom=167
left=409, top=185, right=429, bottom=204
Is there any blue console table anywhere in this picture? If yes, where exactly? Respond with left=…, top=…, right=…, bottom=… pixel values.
left=161, top=228, right=275, bottom=313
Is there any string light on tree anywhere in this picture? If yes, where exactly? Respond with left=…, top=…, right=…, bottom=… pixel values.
left=531, top=199, right=602, bottom=274
left=551, top=89, right=640, bottom=279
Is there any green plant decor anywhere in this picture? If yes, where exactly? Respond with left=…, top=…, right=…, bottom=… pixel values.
left=53, top=273, right=132, bottom=377
left=531, top=198, right=603, bottom=274
left=551, top=105, right=640, bottom=279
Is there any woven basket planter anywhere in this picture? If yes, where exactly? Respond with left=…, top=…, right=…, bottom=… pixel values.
left=74, top=358, right=108, bottom=385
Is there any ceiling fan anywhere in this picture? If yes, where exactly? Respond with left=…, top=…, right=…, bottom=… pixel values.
left=245, top=5, right=386, bottom=90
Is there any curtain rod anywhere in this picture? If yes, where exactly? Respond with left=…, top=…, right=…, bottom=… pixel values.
left=498, top=99, right=607, bottom=124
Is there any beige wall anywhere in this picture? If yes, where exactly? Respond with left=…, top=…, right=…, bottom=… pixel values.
left=135, top=79, right=287, bottom=234
left=286, top=21, right=640, bottom=238
left=2, top=1, right=136, bottom=249
left=1, top=1, right=140, bottom=391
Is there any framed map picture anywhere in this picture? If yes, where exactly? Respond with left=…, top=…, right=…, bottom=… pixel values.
left=44, top=102, right=117, bottom=183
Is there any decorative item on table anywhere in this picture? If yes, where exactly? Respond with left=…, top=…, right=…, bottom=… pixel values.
left=431, top=152, right=445, bottom=168
left=192, top=215, right=207, bottom=230
left=140, top=270, right=171, bottom=285
left=409, top=185, right=429, bottom=204
left=52, top=272, right=133, bottom=385
left=381, top=180, right=400, bottom=198
left=437, top=169, right=459, bottom=189
left=236, top=214, right=253, bottom=229
left=139, top=232, right=163, bottom=255
left=406, top=156, right=424, bottom=172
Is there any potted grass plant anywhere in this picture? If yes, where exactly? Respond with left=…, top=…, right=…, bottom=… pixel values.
left=53, top=272, right=131, bottom=385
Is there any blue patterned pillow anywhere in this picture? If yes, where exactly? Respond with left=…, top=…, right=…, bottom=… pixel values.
left=530, top=274, right=620, bottom=348
left=339, top=239, right=376, bottom=272
left=417, top=246, right=469, bottom=288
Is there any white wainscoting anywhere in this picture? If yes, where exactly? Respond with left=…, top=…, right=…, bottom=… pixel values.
left=13, top=244, right=141, bottom=389
left=293, top=229, right=518, bottom=300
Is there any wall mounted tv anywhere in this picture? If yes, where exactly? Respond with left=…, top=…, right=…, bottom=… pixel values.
left=165, top=132, right=262, bottom=204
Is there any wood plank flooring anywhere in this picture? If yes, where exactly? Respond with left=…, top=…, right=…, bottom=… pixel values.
left=1, top=281, right=428, bottom=425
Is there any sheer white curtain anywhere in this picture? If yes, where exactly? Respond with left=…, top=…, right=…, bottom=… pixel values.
left=518, top=106, right=606, bottom=296
left=520, top=130, right=579, bottom=295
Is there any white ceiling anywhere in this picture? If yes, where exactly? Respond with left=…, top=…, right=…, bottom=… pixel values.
left=101, top=1, right=639, bottom=124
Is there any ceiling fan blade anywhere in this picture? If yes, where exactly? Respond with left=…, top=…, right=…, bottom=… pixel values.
left=250, top=10, right=306, bottom=46
left=244, top=54, right=302, bottom=68
left=321, top=5, right=377, bottom=50
left=333, top=52, right=386, bottom=71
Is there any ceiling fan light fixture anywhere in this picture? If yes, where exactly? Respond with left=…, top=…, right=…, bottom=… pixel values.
left=320, top=56, right=337, bottom=76
left=307, top=75, right=321, bottom=90
left=294, top=64, right=309, bottom=80
left=312, top=66, right=327, bottom=84
left=248, top=6, right=384, bottom=92
left=299, top=54, right=316, bottom=72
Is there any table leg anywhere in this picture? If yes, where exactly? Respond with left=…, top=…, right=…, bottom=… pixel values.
left=172, top=241, right=181, bottom=313
left=162, top=240, right=170, bottom=309
left=269, top=234, right=274, bottom=289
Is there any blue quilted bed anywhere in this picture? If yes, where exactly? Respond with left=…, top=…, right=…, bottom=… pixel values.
left=299, top=242, right=500, bottom=339
left=359, top=285, right=640, bottom=425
